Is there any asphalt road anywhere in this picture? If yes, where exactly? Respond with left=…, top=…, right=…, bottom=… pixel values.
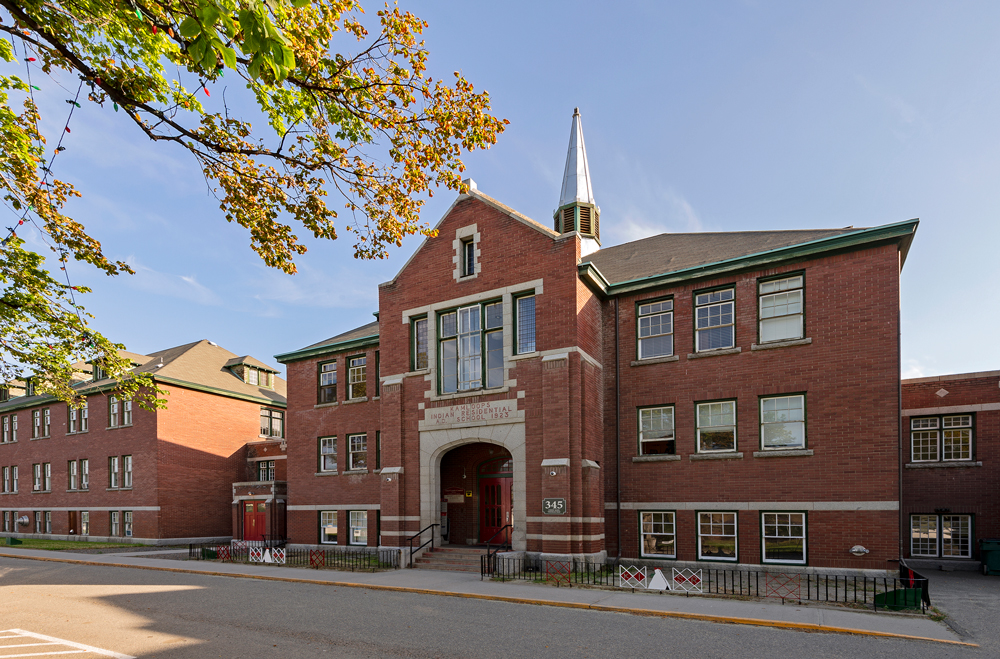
left=0, top=557, right=987, bottom=658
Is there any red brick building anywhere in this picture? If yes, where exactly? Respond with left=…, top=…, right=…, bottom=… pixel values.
left=276, top=110, right=918, bottom=571
left=0, top=340, right=286, bottom=544
left=902, top=370, right=999, bottom=569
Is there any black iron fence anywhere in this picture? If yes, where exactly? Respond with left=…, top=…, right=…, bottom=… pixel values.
left=482, top=556, right=929, bottom=612
left=188, top=543, right=400, bottom=571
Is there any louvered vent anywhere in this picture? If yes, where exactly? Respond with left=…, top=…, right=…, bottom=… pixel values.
left=595, top=211, right=600, bottom=242
left=578, top=206, right=592, bottom=235
left=562, top=207, right=575, bottom=233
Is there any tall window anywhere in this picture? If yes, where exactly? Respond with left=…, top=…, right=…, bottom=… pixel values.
left=260, top=409, right=284, bottom=438
left=68, top=403, right=89, bottom=433
left=11, top=465, right=17, bottom=492
left=349, top=510, right=368, bottom=545
left=69, top=406, right=78, bottom=433
left=68, top=460, right=78, bottom=490
left=640, top=511, right=676, bottom=558
left=110, top=511, right=120, bottom=536
left=2, top=466, right=8, bottom=492
left=318, top=361, right=337, bottom=403
left=124, top=511, right=133, bottom=537
left=695, top=288, right=735, bottom=351
left=123, top=400, right=132, bottom=426
left=758, top=275, right=804, bottom=342
left=2, top=511, right=8, bottom=532
left=123, top=455, right=133, bottom=488
left=762, top=512, right=806, bottom=564
left=911, top=415, right=973, bottom=462
left=258, top=460, right=275, bottom=481
left=911, top=514, right=972, bottom=558
left=320, top=511, right=338, bottom=544
left=439, top=302, right=503, bottom=393
left=247, top=368, right=259, bottom=386
left=349, top=434, right=367, bottom=471
left=80, top=403, right=88, bottom=432
left=637, top=299, right=673, bottom=359
left=80, top=459, right=89, bottom=490
left=412, top=318, right=428, bottom=370
left=9, top=414, right=14, bottom=441
left=81, top=511, right=89, bottom=535
left=760, top=395, right=805, bottom=450
left=42, top=408, right=50, bottom=436
left=698, top=512, right=737, bottom=561
left=43, top=462, right=51, bottom=491
left=348, top=356, right=367, bottom=399
left=696, top=401, right=736, bottom=453
left=461, top=238, right=475, bottom=277
left=32, top=410, right=41, bottom=438
left=109, top=456, right=119, bottom=488
left=45, top=511, right=51, bottom=534
left=516, top=295, right=536, bottom=354
left=109, top=396, right=130, bottom=428
left=638, top=406, right=675, bottom=455
left=2, top=415, right=8, bottom=442
left=319, top=437, right=337, bottom=472
left=34, top=511, right=41, bottom=533
left=32, top=463, right=41, bottom=491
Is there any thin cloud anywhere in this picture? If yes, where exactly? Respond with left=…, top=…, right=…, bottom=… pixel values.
left=901, top=358, right=927, bottom=379
left=249, top=263, right=381, bottom=311
left=122, top=255, right=222, bottom=306
left=856, top=75, right=929, bottom=139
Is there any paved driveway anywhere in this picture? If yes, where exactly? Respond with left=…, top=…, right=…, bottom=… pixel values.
left=925, top=569, right=1000, bottom=653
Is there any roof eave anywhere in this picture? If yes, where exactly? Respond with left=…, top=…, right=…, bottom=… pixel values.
left=581, top=219, right=920, bottom=297
left=274, top=333, right=380, bottom=364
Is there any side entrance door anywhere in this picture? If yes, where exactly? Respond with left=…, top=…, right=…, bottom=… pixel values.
left=243, top=502, right=266, bottom=541
left=479, top=477, right=512, bottom=543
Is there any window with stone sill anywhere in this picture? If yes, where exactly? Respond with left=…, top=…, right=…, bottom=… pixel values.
left=637, top=299, right=673, bottom=359
left=260, top=408, right=284, bottom=438
left=638, top=406, right=675, bottom=455
left=348, top=434, right=367, bottom=471
left=348, top=356, right=367, bottom=400
left=758, top=275, right=804, bottom=343
left=438, top=301, right=503, bottom=394
left=760, top=395, right=805, bottom=450
left=349, top=510, right=368, bottom=545
left=258, top=460, right=275, bottom=481
left=696, top=401, right=736, bottom=453
left=910, top=415, right=973, bottom=463
left=698, top=512, right=737, bottom=561
left=318, top=360, right=337, bottom=403
left=695, top=288, right=735, bottom=352
left=911, top=514, right=971, bottom=558
left=640, top=511, right=676, bottom=558
left=319, top=436, right=337, bottom=472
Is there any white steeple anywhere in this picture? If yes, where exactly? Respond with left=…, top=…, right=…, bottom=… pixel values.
left=558, top=107, right=595, bottom=207
left=554, top=108, right=600, bottom=248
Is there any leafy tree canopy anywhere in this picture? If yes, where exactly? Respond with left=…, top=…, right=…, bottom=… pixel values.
left=0, top=0, right=506, bottom=405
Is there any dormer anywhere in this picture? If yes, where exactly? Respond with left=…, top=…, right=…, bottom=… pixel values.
left=226, top=357, right=279, bottom=389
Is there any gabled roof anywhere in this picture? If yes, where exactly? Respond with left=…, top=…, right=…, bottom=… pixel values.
left=224, top=355, right=280, bottom=373
left=0, top=340, right=286, bottom=412
left=579, top=219, right=919, bottom=296
left=275, top=320, right=380, bottom=364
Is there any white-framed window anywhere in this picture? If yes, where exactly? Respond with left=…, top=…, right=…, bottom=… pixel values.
left=80, top=403, right=88, bottom=432
left=348, top=434, right=367, bottom=471
left=123, top=400, right=132, bottom=426
left=109, top=396, right=120, bottom=428
left=2, top=511, right=8, bottom=532
left=349, top=510, right=368, bottom=545
left=2, top=466, right=8, bottom=493
left=911, top=514, right=973, bottom=558
left=109, top=456, right=119, bottom=488
left=320, top=511, right=338, bottom=544
left=81, top=511, right=89, bottom=535
left=124, top=510, right=133, bottom=537
left=80, top=459, right=88, bottom=490
left=32, top=463, right=41, bottom=491
left=640, top=511, right=676, bottom=558
left=698, top=512, right=737, bottom=561
left=34, top=511, right=41, bottom=533
left=43, top=408, right=50, bottom=436
left=68, top=406, right=78, bottom=433
left=638, top=406, right=675, bottom=455
left=696, top=401, right=736, bottom=453
left=318, top=361, right=337, bottom=403
left=760, top=395, right=805, bottom=450
left=68, top=460, right=78, bottom=490
left=11, top=465, right=17, bottom=492
left=258, top=460, right=275, bottom=481
left=110, top=511, right=120, bottom=536
left=319, top=437, right=337, bottom=472
left=260, top=408, right=284, bottom=438
left=32, top=410, right=41, bottom=438
left=247, top=368, right=259, bottom=386
left=516, top=294, right=536, bottom=354
left=43, top=462, right=51, bottom=491
left=2, top=415, right=8, bottom=442
left=762, top=512, right=806, bottom=564
left=44, top=510, right=51, bottom=534
left=412, top=318, right=429, bottom=370
left=637, top=299, right=673, bottom=359
left=758, top=275, right=803, bottom=343
left=348, top=356, right=367, bottom=399
left=910, top=415, right=973, bottom=463
left=439, top=302, right=503, bottom=393
left=10, top=414, right=15, bottom=441
left=123, top=455, right=133, bottom=488
left=695, top=288, right=735, bottom=352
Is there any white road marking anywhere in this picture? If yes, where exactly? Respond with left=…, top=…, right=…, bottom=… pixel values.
left=0, top=630, right=134, bottom=659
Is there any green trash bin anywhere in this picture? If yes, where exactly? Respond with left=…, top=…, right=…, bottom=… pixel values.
left=5, top=537, right=22, bottom=546
left=874, top=588, right=922, bottom=611
left=980, top=538, right=1000, bottom=576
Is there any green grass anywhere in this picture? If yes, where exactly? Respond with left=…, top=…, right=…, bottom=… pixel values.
left=5, top=538, right=144, bottom=551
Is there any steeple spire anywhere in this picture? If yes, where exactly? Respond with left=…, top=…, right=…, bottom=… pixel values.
left=554, top=108, right=600, bottom=246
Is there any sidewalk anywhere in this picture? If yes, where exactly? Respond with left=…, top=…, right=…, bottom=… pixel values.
left=0, top=547, right=969, bottom=646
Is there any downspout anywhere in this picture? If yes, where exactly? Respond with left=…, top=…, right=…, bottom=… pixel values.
left=898, top=253, right=904, bottom=565
left=615, top=297, right=622, bottom=560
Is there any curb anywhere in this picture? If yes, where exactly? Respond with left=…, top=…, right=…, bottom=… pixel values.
left=0, top=552, right=976, bottom=647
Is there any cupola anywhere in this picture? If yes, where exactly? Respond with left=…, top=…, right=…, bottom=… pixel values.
left=554, top=108, right=600, bottom=251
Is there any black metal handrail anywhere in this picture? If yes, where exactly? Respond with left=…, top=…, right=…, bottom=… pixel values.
left=481, top=524, right=512, bottom=577
left=262, top=534, right=287, bottom=549
left=406, top=523, right=439, bottom=568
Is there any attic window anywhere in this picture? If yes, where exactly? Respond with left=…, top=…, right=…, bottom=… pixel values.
left=25, top=378, right=35, bottom=397
left=245, top=367, right=272, bottom=388
left=92, top=364, right=106, bottom=381
left=0, top=388, right=7, bottom=403
left=248, top=368, right=259, bottom=386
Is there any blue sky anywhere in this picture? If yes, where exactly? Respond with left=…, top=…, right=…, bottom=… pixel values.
left=13, top=1, right=1000, bottom=378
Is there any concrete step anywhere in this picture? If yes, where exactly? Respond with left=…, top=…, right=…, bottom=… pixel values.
left=413, top=563, right=482, bottom=573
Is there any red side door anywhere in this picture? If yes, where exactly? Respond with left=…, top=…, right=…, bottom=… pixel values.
left=243, top=502, right=266, bottom=541
left=479, top=477, right=512, bottom=543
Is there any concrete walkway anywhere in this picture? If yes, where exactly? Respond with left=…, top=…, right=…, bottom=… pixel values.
left=0, top=547, right=968, bottom=646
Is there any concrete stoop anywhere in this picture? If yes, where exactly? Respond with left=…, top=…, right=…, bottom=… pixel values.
left=413, top=546, right=485, bottom=573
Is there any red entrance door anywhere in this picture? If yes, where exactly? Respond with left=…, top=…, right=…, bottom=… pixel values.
left=243, top=502, right=266, bottom=541
left=479, top=477, right=512, bottom=543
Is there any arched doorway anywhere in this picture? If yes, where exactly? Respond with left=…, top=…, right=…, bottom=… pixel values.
left=439, top=443, right=512, bottom=545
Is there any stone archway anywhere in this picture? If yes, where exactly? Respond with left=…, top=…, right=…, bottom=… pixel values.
left=420, top=422, right=526, bottom=551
